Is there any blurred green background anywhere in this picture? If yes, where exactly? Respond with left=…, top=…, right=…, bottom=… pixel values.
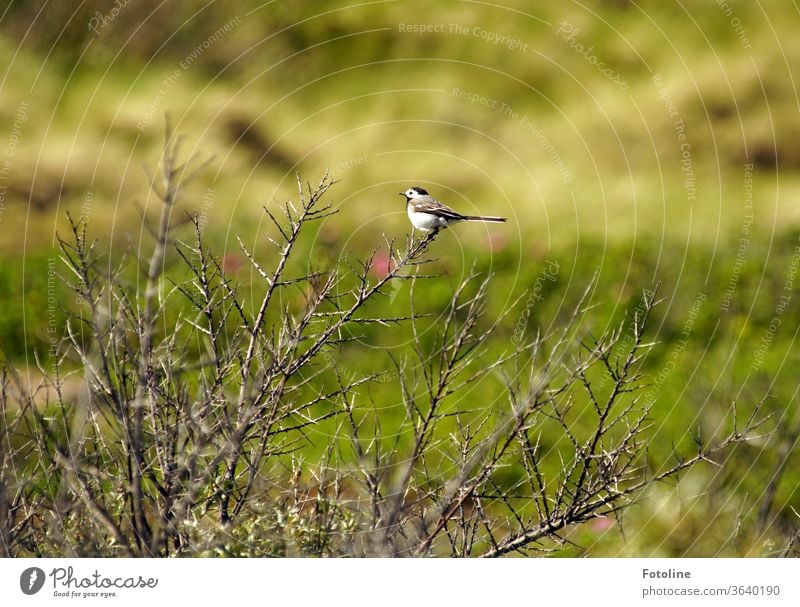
left=1, top=0, right=799, bottom=556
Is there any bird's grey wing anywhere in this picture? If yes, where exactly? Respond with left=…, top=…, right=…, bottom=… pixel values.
left=417, top=197, right=466, bottom=220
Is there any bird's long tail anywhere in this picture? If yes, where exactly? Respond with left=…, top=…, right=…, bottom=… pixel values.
left=462, top=215, right=507, bottom=223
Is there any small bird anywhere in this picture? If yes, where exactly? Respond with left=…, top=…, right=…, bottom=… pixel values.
left=399, top=187, right=506, bottom=233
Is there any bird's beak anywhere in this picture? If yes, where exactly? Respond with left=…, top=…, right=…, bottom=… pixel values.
left=398, top=192, right=406, bottom=197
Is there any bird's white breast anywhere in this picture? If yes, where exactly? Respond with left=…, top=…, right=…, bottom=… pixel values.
left=408, top=207, right=444, bottom=231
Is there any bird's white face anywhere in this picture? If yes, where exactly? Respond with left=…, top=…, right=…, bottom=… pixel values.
left=404, top=187, right=427, bottom=199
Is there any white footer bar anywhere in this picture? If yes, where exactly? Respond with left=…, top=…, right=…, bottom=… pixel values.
left=3, top=558, right=797, bottom=606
